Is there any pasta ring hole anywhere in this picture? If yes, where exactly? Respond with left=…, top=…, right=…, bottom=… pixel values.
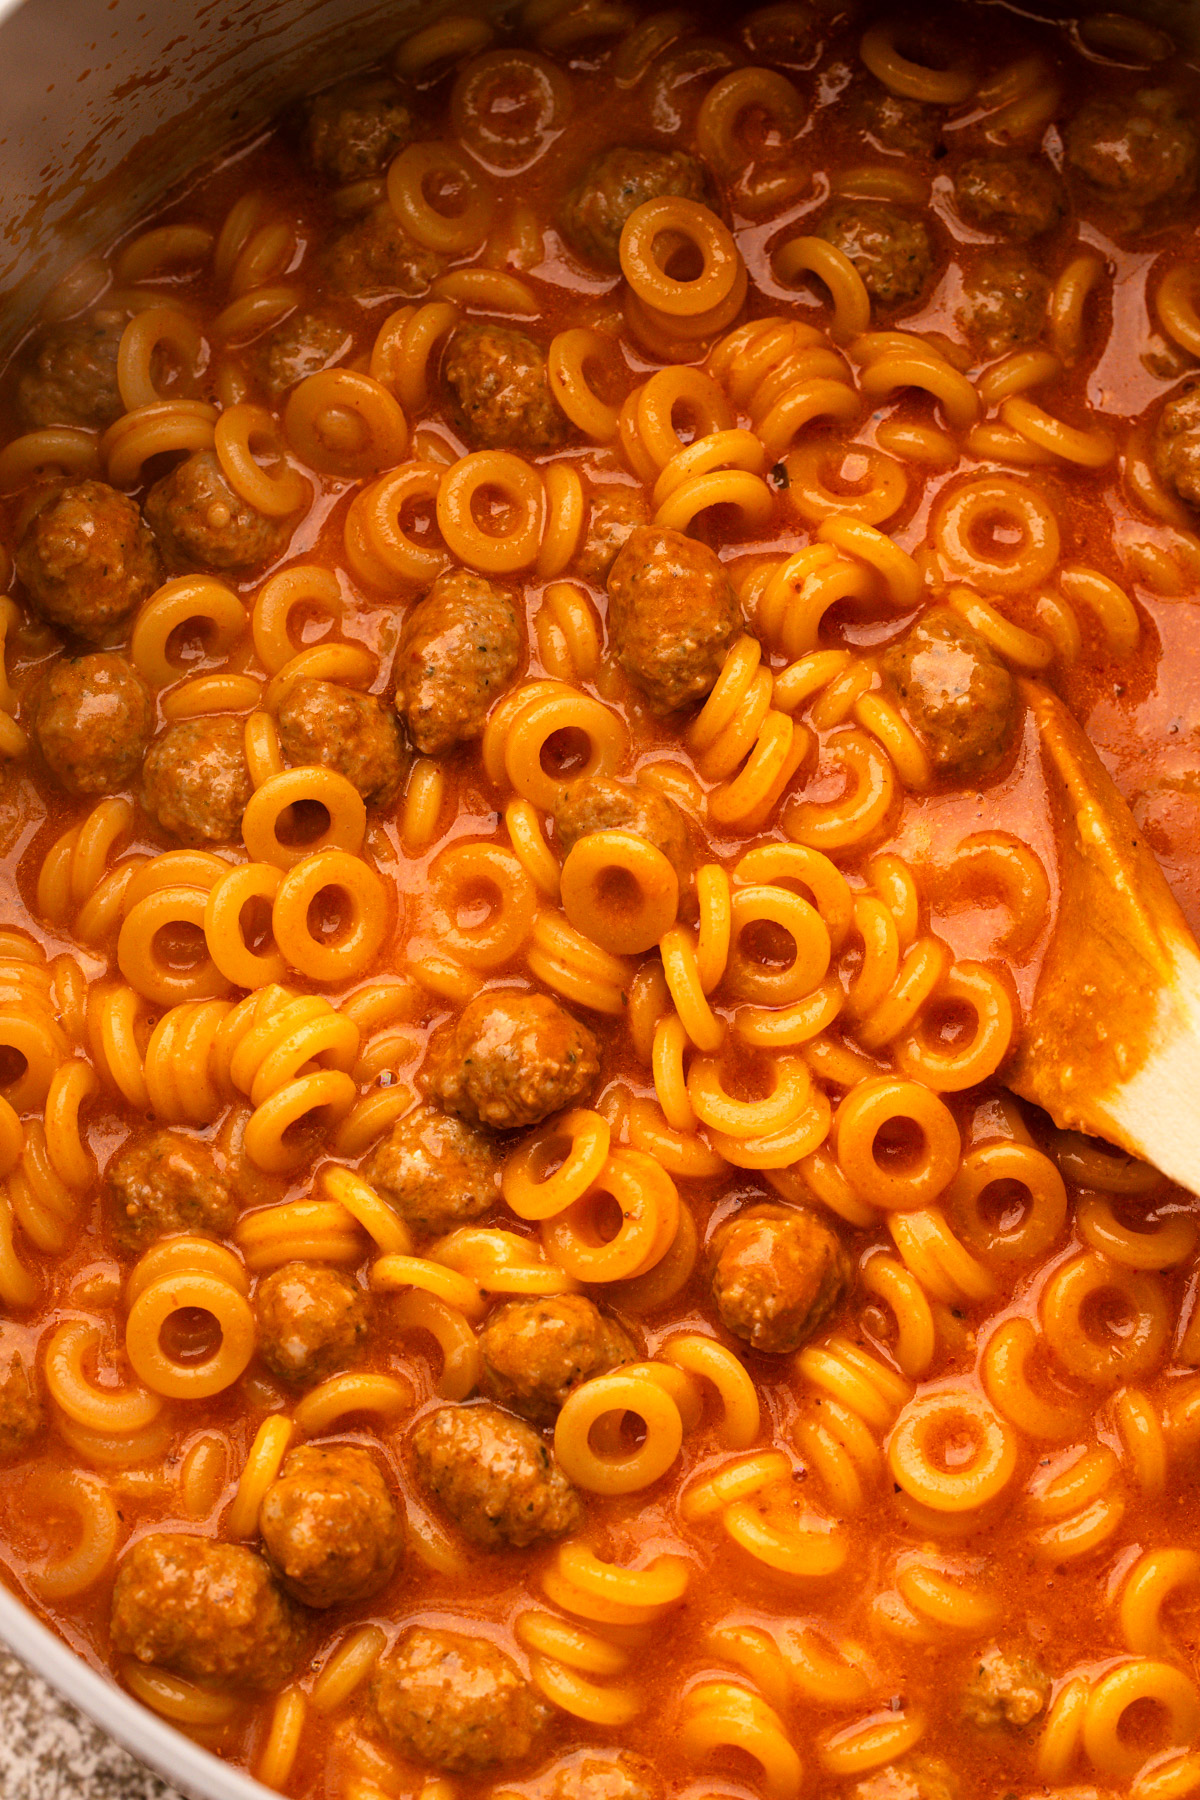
left=237, top=893, right=276, bottom=956
left=1079, top=1281, right=1141, bottom=1351
left=164, top=614, right=224, bottom=671
left=420, top=162, right=476, bottom=226
left=871, top=1114, right=926, bottom=1177
left=152, top=918, right=210, bottom=975
left=310, top=405, right=368, bottom=458
left=657, top=232, right=706, bottom=284
left=541, top=726, right=594, bottom=782
left=913, top=996, right=978, bottom=1051
left=974, top=1177, right=1033, bottom=1238
left=1116, top=1695, right=1177, bottom=1760
left=918, top=1407, right=994, bottom=1477
left=157, top=1305, right=223, bottom=1366
left=305, top=883, right=356, bottom=948
left=0, top=1045, right=28, bottom=1088
left=737, top=917, right=798, bottom=975
left=275, top=798, right=333, bottom=850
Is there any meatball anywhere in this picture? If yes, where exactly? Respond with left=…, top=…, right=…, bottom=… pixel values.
left=370, top=1625, right=550, bottom=1772
left=955, top=156, right=1065, bottom=239
left=961, top=1645, right=1050, bottom=1729
left=323, top=206, right=443, bottom=299
left=142, top=715, right=253, bottom=844
left=957, top=251, right=1049, bottom=358
left=366, top=1105, right=501, bottom=1236
left=554, top=775, right=692, bottom=887
left=255, top=1262, right=369, bottom=1385
left=426, top=992, right=600, bottom=1131
left=259, top=1443, right=402, bottom=1609
left=850, top=1756, right=958, bottom=1800
left=559, top=145, right=714, bottom=271
left=16, top=480, right=162, bottom=644
left=277, top=678, right=404, bottom=805
left=257, top=308, right=353, bottom=400
left=606, top=525, right=740, bottom=714
left=0, top=1336, right=40, bottom=1461
left=105, top=1130, right=236, bottom=1256
left=442, top=326, right=570, bottom=453
left=1153, top=378, right=1200, bottom=509
left=574, top=485, right=652, bottom=585
left=307, top=78, right=417, bottom=184
left=144, top=449, right=292, bottom=573
left=395, top=569, right=521, bottom=756
left=31, top=653, right=153, bottom=796
left=850, top=81, right=941, bottom=159
left=479, top=1295, right=637, bottom=1426
left=17, top=308, right=126, bottom=430
left=815, top=199, right=934, bottom=309
left=545, top=1752, right=664, bottom=1800
left=1066, top=91, right=1198, bottom=216
left=410, top=1402, right=583, bottom=1549
left=879, top=607, right=1019, bottom=780
left=710, top=1204, right=849, bottom=1355
left=110, top=1534, right=302, bottom=1689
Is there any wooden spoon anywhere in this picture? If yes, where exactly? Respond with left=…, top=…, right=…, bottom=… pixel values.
left=1005, top=678, right=1200, bottom=1194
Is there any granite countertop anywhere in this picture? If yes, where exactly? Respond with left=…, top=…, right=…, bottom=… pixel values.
left=0, top=1648, right=185, bottom=1800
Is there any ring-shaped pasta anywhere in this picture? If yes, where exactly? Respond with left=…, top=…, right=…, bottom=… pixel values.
left=946, top=1139, right=1068, bottom=1262
left=130, top=575, right=248, bottom=688
left=102, top=399, right=217, bottom=486
left=932, top=476, right=1061, bottom=594
left=547, top=329, right=621, bottom=441
left=834, top=1076, right=962, bottom=1211
left=981, top=1315, right=1085, bottom=1442
left=204, top=862, right=286, bottom=988
left=215, top=403, right=310, bottom=517
left=241, top=767, right=367, bottom=870
left=654, top=466, right=775, bottom=534
left=0, top=1006, right=68, bottom=1111
left=1077, top=1192, right=1197, bottom=1270
left=251, top=566, right=342, bottom=675
left=560, top=830, right=680, bottom=956
left=436, top=449, right=543, bottom=573
left=860, top=21, right=976, bottom=103
left=775, top=234, right=871, bottom=340
left=783, top=729, right=896, bottom=854
left=1041, top=1251, right=1171, bottom=1386
left=44, top=1319, right=162, bottom=1432
left=0, top=426, right=101, bottom=493
left=387, top=140, right=494, bottom=252
left=450, top=48, right=572, bottom=172
left=425, top=841, right=538, bottom=969
left=23, top=1468, right=121, bottom=1600
left=786, top=441, right=907, bottom=527
left=697, top=63, right=803, bottom=179
left=291, top=1369, right=413, bottom=1433
left=283, top=370, right=409, bottom=480
left=554, top=1371, right=684, bottom=1494
left=116, top=306, right=203, bottom=411
left=887, top=1386, right=1016, bottom=1512
left=687, top=1051, right=811, bottom=1138
left=243, top=1068, right=358, bottom=1174
left=344, top=463, right=447, bottom=588
left=126, top=1272, right=256, bottom=1399
left=493, top=686, right=628, bottom=811
left=619, top=197, right=742, bottom=319
left=541, top=1147, right=679, bottom=1283
left=271, top=850, right=389, bottom=983
left=503, top=1109, right=612, bottom=1220
left=1082, top=1661, right=1200, bottom=1783
left=895, top=962, right=1016, bottom=1091
left=118, top=886, right=229, bottom=1007
left=726, top=882, right=832, bottom=1005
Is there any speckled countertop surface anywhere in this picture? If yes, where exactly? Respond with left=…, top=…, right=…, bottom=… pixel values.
left=0, top=1648, right=185, bottom=1800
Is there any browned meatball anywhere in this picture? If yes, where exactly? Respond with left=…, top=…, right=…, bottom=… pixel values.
left=323, top=206, right=443, bottom=299
left=815, top=199, right=933, bottom=309
left=961, top=1645, right=1050, bottom=1729
left=545, top=1752, right=664, bottom=1800
left=1153, top=378, right=1200, bottom=509
left=17, top=308, right=126, bottom=430
left=479, top=1295, right=636, bottom=1426
left=16, top=481, right=162, bottom=643
left=554, top=775, right=692, bottom=886
left=366, top=1105, right=501, bottom=1236
left=144, top=449, right=291, bottom=573
left=559, top=145, right=714, bottom=271
left=849, top=81, right=941, bottom=159
left=574, top=485, right=651, bottom=585
left=255, top=1262, right=369, bottom=1385
left=955, top=156, right=1065, bottom=239
left=105, top=1130, right=236, bottom=1256
left=607, top=525, right=740, bottom=714
left=850, top=1757, right=958, bottom=1800
left=879, top=607, right=1020, bottom=780
left=711, top=1205, right=849, bottom=1355
left=1066, top=91, right=1198, bottom=217
left=0, top=1335, right=41, bottom=1461
left=370, top=1625, right=550, bottom=1772
left=142, top=715, right=253, bottom=844
left=411, top=1402, right=582, bottom=1549
left=31, top=653, right=153, bottom=796
left=257, top=308, right=353, bottom=400
left=426, top=992, right=600, bottom=1131
left=442, top=326, right=570, bottom=453
left=277, top=678, right=404, bottom=804
left=259, top=1443, right=401, bottom=1608
left=957, top=251, right=1049, bottom=358
left=307, top=78, right=418, bottom=183
left=110, top=1534, right=302, bottom=1688
left=395, top=569, right=520, bottom=756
